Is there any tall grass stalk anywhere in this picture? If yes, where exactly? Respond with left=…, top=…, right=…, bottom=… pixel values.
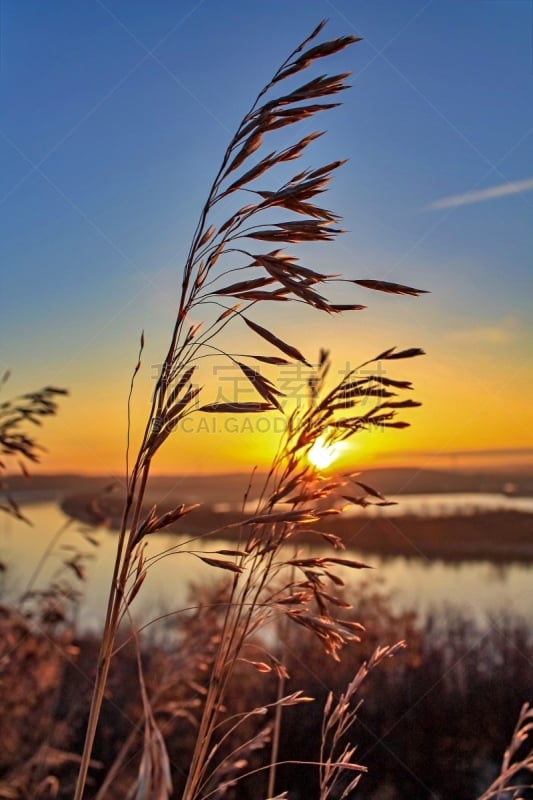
left=73, top=21, right=427, bottom=799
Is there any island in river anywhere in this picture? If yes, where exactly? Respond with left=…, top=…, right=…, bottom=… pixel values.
left=6, top=469, right=533, bottom=563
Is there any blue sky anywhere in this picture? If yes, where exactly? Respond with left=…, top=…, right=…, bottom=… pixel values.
left=1, top=0, right=532, bottom=473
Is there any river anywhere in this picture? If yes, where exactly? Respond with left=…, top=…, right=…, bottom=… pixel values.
left=0, top=497, right=531, bottom=632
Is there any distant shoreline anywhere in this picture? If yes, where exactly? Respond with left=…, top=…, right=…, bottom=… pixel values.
left=52, top=490, right=533, bottom=565
left=5, top=467, right=533, bottom=564
left=5, top=466, right=533, bottom=499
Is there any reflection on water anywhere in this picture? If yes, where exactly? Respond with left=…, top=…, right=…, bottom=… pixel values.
left=353, top=492, right=533, bottom=517
left=213, top=492, right=533, bottom=517
left=1, top=501, right=531, bottom=632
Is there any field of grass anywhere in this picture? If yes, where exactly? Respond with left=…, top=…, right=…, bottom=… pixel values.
left=2, top=19, right=532, bottom=800
left=1, top=581, right=531, bottom=799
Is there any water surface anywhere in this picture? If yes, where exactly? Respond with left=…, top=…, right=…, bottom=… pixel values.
left=1, top=499, right=531, bottom=631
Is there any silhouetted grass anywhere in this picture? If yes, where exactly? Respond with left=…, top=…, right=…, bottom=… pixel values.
left=2, top=17, right=532, bottom=800
left=1, top=587, right=531, bottom=799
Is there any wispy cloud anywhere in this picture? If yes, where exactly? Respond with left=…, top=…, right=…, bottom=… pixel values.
left=428, top=176, right=533, bottom=210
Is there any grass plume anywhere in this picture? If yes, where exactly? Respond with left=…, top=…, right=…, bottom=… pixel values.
left=69, top=20, right=429, bottom=800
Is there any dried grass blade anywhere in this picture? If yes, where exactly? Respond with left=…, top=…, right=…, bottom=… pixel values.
left=372, top=419, right=410, bottom=429
left=215, top=303, right=242, bottom=323
left=360, top=346, right=425, bottom=368
left=236, top=361, right=285, bottom=411
left=225, top=131, right=263, bottom=176
left=197, top=556, right=243, bottom=573
left=250, top=355, right=290, bottom=365
left=232, top=290, right=290, bottom=302
left=148, top=503, right=200, bottom=535
left=214, top=277, right=276, bottom=296
left=371, top=375, right=413, bottom=390
left=224, top=132, right=324, bottom=195
left=353, top=279, right=428, bottom=296
left=197, top=225, right=216, bottom=248
left=164, top=366, right=197, bottom=409
left=293, top=35, right=361, bottom=68
left=325, top=557, right=372, bottom=569
left=377, top=399, right=422, bottom=409
left=352, top=481, right=385, bottom=500
left=264, top=73, right=351, bottom=109
left=329, top=304, right=366, bottom=312
left=165, top=385, right=201, bottom=422
left=200, top=401, right=275, bottom=413
left=342, top=494, right=370, bottom=507
left=243, top=316, right=311, bottom=366
left=265, top=103, right=341, bottom=130
left=377, top=347, right=426, bottom=360
left=245, top=510, right=319, bottom=524
left=223, top=150, right=278, bottom=194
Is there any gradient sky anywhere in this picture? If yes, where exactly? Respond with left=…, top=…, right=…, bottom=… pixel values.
left=1, top=0, right=532, bottom=476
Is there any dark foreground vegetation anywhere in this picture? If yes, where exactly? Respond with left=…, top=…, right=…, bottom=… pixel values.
left=1, top=582, right=531, bottom=800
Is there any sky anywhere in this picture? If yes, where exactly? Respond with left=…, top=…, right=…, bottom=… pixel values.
left=1, top=0, right=532, bottom=477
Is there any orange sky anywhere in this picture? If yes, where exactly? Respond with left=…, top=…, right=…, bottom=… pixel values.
left=28, top=298, right=533, bottom=477
left=3, top=5, right=533, bottom=479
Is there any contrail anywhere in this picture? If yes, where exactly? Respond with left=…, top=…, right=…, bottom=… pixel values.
left=428, top=176, right=533, bottom=209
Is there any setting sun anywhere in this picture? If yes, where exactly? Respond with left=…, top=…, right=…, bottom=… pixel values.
left=307, top=434, right=346, bottom=471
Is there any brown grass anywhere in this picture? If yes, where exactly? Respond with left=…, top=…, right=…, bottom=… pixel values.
left=69, top=20, right=428, bottom=799
left=1, top=588, right=532, bottom=799
left=2, top=17, right=530, bottom=800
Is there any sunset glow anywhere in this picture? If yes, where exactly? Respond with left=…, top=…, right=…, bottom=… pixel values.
left=1, top=4, right=532, bottom=477
left=308, top=435, right=347, bottom=472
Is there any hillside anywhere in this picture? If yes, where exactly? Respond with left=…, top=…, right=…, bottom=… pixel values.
left=5, top=466, right=533, bottom=503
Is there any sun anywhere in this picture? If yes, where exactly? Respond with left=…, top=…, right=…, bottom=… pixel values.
left=307, top=434, right=346, bottom=471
